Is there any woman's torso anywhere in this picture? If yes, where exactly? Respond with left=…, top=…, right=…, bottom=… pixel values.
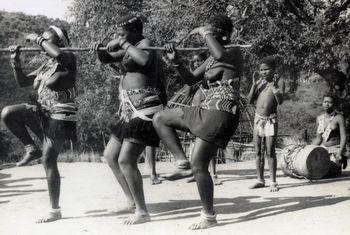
left=33, top=53, right=77, bottom=109
left=200, top=50, right=242, bottom=114
left=318, top=113, right=341, bottom=147
left=120, top=38, right=159, bottom=103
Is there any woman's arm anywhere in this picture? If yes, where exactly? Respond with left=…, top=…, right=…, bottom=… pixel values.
left=120, top=38, right=151, bottom=67
left=194, top=26, right=231, bottom=63
left=89, top=42, right=126, bottom=63
left=312, top=118, right=323, bottom=145
left=337, top=115, right=347, bottom=156
left=164, top=43, right=205, bottom=86
left=9, top=45, right=36, bottom=87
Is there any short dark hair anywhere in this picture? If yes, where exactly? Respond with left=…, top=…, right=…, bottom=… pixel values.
left=116, top=14, right=143, bottom=33
left=260, top=56, right=276, bottom=70
left=207, top=14, right=233, bottom=36
left=61, top=28, right=70, bottom=45
left=323, top=92, right=338, bottom=106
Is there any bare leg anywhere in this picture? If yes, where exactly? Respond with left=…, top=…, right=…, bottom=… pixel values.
left=153, top=109, right=192, bottom=180
left=36, top=137, right=63, bottom=223
left=118, top=141, right=150, bottom=225
left=189, top=138, right=218, bottom=230
left=209, top=157, right=222, bottom=185
left=1, top=104, right=43, bottom=144
left=266, top=136, right=278, bottom=192
left=250, top=134, right=265, bottom=189
left=145, top=146, right=161, bottom=185
left=1, top=104, right=43, bottom=166
left=104, top=135, right=135, bottom=211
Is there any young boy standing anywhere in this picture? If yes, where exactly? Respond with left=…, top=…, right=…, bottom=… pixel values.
left=247, top=56, right=284, bottom=192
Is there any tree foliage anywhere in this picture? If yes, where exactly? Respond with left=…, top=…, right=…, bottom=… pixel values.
left=1, top=1, right=350, bottom=158
left=0, top=11, right=69, bottom=159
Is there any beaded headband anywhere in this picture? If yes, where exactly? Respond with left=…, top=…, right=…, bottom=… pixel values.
left=115, top=15, right=141, bottom=28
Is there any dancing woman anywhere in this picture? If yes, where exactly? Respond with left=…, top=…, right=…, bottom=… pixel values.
left=1, top=26, right=77, bottom=222
left=153, top=14, right=243, bottom=229
left=90, top=14, right=164, bottom=224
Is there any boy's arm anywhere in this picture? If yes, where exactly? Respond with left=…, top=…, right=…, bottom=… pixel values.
left=247, top=83, right=258, bottom=104
left=273, top=78, right=285, bottom=105
left=247, top=72, right=260, bottom=104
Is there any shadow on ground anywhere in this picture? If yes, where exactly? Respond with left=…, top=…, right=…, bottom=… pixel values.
left=76, top=194, right=349, bottom=226
left=0, top=174, right=46, bottom=203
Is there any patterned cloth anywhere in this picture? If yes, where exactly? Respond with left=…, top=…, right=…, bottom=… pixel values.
left=254, top=113, right=278, bottom=137
left=111, top=87, right=164, bottom=147
left=35, top=58, right=77, bottom=122
left=200, top=79, right=239, bottom=115
left=118, top=87, right=163, bottom=122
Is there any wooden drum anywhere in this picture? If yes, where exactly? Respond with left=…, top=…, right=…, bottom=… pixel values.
left=280, top=145, right=330, bottom=180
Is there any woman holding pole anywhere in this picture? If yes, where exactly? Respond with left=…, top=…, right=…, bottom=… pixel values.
left=89, top=14, right=165, bottom=225
left=1, top=25, right=77, bottom=222
left=153, top=14, right=243, bottom=229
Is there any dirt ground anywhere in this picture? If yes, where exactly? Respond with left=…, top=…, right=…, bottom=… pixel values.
left=1, top=160, right=350, bottom=235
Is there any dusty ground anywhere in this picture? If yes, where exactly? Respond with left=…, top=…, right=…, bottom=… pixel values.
left=1, top=160, right=350, bottom=235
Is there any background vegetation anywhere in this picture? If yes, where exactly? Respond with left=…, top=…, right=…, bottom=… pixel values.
left=1, top=1, right=349, bottom=161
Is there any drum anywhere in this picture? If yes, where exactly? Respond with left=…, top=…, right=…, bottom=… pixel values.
left=280, top=144, right=330, bottom=180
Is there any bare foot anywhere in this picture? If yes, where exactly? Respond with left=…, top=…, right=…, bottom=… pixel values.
left=189, top=212, right=217, bottom=230
left=162, top=168, right=193, bottom=181
left=36, top=210, right=62, bottom=223
left=270, top=182, right=279, bottom=192
left=150, top=174, right=162, bottom=185
left=176, top=160, right=191, bottom=169
left=17, top=145, right=42, bottom=167
left=109, top=204, right=136, bottom=214
left=122, top=213, right=151, bottom=225
left=249, top=180, right=265, bottom=189
left=186, top=176, right=196, bottom=183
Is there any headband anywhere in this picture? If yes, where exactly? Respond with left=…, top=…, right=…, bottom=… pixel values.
left=115, top=15, right=140, bottom=28
left=49, top=25, right=69, bottom=47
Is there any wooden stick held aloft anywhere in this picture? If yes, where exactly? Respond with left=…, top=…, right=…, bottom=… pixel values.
left=0, top=44, right=251, bottom=53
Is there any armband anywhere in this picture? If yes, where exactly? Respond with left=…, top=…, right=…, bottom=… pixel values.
left=35, top=36, right=47, bottom=46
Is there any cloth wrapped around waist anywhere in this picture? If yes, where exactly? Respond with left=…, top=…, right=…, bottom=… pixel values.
left=200, top=79, right=239, bottom=115
left=38, top=86, right=77, bottom=122
left=254, top=113, right=278, bottom=137
left=119, top=87, right=164, bottom=122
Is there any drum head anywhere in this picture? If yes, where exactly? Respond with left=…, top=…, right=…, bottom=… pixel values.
left=306, top=147, right=330, bottom=179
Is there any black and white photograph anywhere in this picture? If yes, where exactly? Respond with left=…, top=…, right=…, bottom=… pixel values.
left=0, top=1, right=349, bottom=234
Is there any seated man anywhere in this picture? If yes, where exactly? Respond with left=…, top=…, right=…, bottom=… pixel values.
left=312, top=93, right=348, bottom=176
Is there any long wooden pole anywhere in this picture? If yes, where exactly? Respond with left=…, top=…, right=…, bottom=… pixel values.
left=0, top=44, right=251, bottom=53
